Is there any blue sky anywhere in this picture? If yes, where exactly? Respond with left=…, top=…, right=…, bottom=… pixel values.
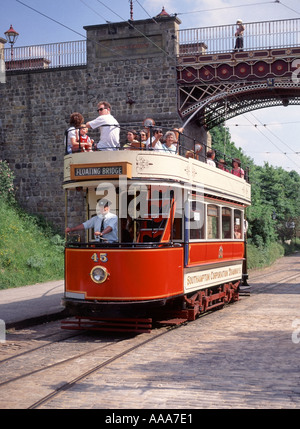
left=1, top=0, right=300, bottom=173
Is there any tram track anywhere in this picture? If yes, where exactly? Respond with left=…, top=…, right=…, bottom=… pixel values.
left=1, top=258, right=299, bottom=409
left=0, top=330, right=84, bottom=364
left=0, top=335, right=124, bottom=388
left=249, top=267, right=288, bottom=282
left=253, top=272, right=300, bottom=293
left=0, top=321, right=179, bottom=409
left=250, top=270, right=300, bottom=294
left=28, top=326, right=174, bottom=409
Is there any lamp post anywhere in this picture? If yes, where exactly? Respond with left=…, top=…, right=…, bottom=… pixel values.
left=4, top=24, right=19, bottom=61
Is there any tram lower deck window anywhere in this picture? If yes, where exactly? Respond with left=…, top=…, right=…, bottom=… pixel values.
left=207, top=204, right=219, bottom=239
left=222, top=207, right=232, bottom=239
left=189, top=201, right=205, bottom=240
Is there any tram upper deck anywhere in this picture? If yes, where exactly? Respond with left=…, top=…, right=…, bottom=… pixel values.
left=63, top=150, right=251, bottom=206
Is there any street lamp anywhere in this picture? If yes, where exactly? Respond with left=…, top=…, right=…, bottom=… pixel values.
left=4, top=25, right=19, bottom=61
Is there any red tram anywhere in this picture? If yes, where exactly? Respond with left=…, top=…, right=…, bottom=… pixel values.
left=62, top=139, right=251, bottom=330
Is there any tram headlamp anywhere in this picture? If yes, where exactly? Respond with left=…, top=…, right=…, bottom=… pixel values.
left=90, top=266, right=109, bottom=284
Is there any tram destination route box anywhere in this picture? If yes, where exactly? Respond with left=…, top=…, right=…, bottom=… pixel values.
left=70, top=162, right=132, bottom=180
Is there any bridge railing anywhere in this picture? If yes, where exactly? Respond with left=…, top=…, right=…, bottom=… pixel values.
left=4, top=40, right=86, bottom=70
left=4, top=18, right=300, bottom=71
left=178, top=18, right=300, bottom=55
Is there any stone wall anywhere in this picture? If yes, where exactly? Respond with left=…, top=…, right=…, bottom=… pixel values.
left=0, top=16, right=206, bottom=231
left=0, top=66, right=87, bottom=228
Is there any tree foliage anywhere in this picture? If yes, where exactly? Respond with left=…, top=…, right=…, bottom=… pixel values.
left=210, top=124, right=300, bottom=247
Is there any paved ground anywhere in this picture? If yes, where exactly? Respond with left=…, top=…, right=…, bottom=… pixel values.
left=0, top=280, right=64, bottom=328
left=1, top=254, right=300, bottom=409
left=44, top=254, right=300, bottom=409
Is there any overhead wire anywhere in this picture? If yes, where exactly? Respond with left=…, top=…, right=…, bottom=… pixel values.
left=176, top=1, right=277, bottom=16
left=134, top=0, right=158, bottom=24
left=249, top=111, right=299, bottom=155
left=94, top=0, right=181, bottom=65
left=79, top=0, right=108, bottom=22
left=15, top=0, right=282, bottom=89
left=15, top=0, right=158, bottom=76
left=236, top=113, right=300, bottom=170
left=228, top=120, right=300, bottom=126
left=278, top=1, right=300, bottom=15
left=15, top=0, right=299, bottom=171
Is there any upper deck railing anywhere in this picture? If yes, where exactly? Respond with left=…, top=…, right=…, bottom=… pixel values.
left=4, top=18, right=300, bottom=71
left=64, top=124, right=250, bottom=183
left=178, top=18, right=300, bottom=55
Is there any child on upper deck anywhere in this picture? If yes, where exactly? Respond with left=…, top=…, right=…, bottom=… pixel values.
left=78, top=124, right=94, bottom=152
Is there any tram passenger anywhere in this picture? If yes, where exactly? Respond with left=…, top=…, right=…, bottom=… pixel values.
left=185, top=150, right=195, bottom=159
left=65, top=112, right=84, bottom=153
left=124, top=129, right=145, bottom=150
left=65, top=199, right=118, bottom=243
left=172, top=127, right=184, bottom=142
left=139, top=129, right=148, bottom=144
left=206, top=150, right=216, bottom=167
left=123, top=130, right=138, bottom=150
left=231, top=158, right=244, bottom=178
left=78, top=124, right=94, bottom=152
left=194, top=143, right=203, bottom=160
left=145, top=128, right=164, bottom=151
left=86, top=101, right=120, bottom=151
left=162, top=131, right=177, bottom=153
left=218, top=159, right=229, bottom=172
left=234, top=224, right=242, bottom=239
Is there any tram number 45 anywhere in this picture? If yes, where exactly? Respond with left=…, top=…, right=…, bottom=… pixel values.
left=91, top=252, right=108, bottom=263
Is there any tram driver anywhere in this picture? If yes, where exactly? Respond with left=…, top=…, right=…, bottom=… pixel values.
left=65, top=199, right=118, bottom=243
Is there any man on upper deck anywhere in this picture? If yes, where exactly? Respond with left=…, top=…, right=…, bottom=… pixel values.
left=86, top=101, right=120, bottom=150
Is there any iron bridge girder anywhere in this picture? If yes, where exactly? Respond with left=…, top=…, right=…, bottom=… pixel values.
left=177, top=51, right=300, bottom=130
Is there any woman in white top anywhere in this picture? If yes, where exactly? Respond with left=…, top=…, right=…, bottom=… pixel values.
left=162, top=131, right=177, bottom=154
left=65, top=112, right=84, bottom=153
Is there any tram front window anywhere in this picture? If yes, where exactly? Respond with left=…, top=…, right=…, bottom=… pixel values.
left=66, top=182, right=182, bottom=245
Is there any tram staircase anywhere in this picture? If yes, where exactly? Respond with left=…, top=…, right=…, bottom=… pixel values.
left=137, top=186, right=175, bottom=244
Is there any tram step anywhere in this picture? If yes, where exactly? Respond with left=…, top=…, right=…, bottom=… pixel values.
left=61, top=316, right=152, bottom=333
left=156, top=318, right=188, bottom=326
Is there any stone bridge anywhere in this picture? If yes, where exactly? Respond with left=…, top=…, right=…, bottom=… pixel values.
left=1, top=14, right=300, bottom=228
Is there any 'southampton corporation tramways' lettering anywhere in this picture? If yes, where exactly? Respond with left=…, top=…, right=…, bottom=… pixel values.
left=185, top=265, right=243, bottom=292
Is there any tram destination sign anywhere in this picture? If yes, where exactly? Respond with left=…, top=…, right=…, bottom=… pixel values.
left=70, top=162, right=132, bottom=180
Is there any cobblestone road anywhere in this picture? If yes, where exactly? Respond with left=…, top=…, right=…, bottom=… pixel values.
left=41, top=253, right=300, bottom=409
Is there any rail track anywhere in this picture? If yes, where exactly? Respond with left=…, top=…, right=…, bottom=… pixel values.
left=0, top=321, right=183, bottom=409
left=1, top=254, right=299, bottom=409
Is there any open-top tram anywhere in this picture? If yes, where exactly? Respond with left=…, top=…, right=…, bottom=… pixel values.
left=62, top=144, right=251, bottom=331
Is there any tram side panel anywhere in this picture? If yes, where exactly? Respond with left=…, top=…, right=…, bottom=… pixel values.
left=64, top=246, right=184, bottom=302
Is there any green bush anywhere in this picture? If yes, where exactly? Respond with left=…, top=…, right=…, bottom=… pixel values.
left=247, top=242, right=285, bottom=270
left=0, top=160, right=15, bottom=205
left=0, top=198, right=64, bottom=289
